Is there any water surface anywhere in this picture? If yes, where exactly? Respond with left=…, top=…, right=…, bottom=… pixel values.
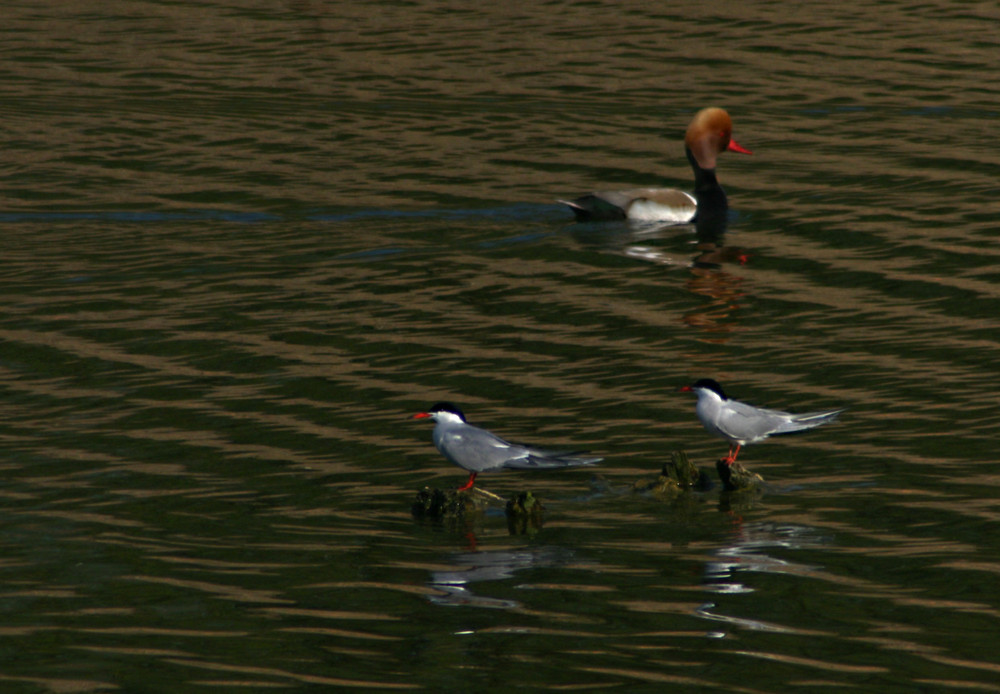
left=2, top=1, right=1000, bottom=691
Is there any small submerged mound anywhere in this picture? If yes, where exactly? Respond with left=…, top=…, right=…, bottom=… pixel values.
left=716, top=458, right=765, bottom=492
left=411, top=486, right=545, bottom=535
left=632, top=450, right=715, bottom=495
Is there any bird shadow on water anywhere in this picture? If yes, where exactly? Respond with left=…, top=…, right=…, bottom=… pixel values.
left=696, top=521, right=835, bottom=634
left=414, top=481, right=822, bottom=617
left=425, top=545, right=576, bottom=609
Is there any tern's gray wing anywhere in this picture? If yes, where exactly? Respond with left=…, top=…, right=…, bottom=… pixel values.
left=435, top=425, right=525, bottom=473
left=489, top=439, right=601, bottom=469
left=436, top=426, right=601, bottom=472
left=714, top=401, right=802, bottom=444
left=717, top=401, right=843, bottom=444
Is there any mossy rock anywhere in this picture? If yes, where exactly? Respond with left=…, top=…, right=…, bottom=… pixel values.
left=667, top=450, right=715, bottom=490
left=412, top=487, right=544, bottom=535
left=633, top=451, right=714, bottom=495
left=632, top=474, right=683, bottom=496
left=412, top=487, right=488, bottom=521
left=715, top=459, right=765, bottom=492
left=505, top=491, right=545, bottom=535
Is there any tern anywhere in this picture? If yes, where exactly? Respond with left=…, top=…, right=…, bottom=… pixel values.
left=410, top=402, right=601, bottom=491
left=680, top=379, right=843, bottom=464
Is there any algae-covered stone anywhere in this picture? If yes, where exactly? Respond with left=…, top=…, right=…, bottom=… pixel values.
left=633, top=451, right=714, bottom=495
left=412, top=486, right=542, bottom=535
left=715, top=459, right=765, bottom=492
left=505, top=491, right=544, bottom=535
left=412, top=487, right=488, bottom=522
left=665, top=450, right=714, bottom=490
left=632, top=475, right=683, bottom=496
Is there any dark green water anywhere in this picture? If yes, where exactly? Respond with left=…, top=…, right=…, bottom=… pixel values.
left=2, top=2, right=999, bottom=691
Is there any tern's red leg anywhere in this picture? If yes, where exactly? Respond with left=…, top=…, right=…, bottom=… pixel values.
left=724, top=444, right=742, bottom=465
left=456, top=472, right=477, bottom=491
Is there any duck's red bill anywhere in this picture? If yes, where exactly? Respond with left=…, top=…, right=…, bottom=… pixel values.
left=728, top=139, right=753, bottom=155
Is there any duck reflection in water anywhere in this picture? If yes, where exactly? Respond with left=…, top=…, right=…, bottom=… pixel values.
left=679, top=152, right=753, bottom=337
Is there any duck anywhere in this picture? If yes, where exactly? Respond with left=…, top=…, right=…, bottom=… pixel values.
left=560, top=107, right=751, bottom=223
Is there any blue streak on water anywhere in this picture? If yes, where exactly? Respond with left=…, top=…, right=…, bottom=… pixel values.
left=312, top=203, right=558, bottom=224
left=0, top=210, right=281, bottom=223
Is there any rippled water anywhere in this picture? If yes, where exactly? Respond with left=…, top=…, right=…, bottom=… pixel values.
left=3, top=1, right=1000, bottom=691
